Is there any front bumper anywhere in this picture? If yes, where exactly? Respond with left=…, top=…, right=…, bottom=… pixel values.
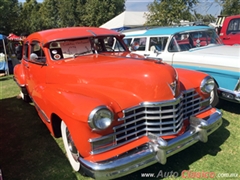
left=79, top=109, right=222, bottom=180
left=218, top=88, right=240, bottom=103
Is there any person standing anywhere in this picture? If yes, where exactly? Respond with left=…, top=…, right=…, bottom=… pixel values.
left=16, top=32, right=28, bottom=61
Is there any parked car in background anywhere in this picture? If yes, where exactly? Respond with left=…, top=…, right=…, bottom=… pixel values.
left=14, top=27, right=222, bottom=180
left=215, top=14, right=240, bottom=45
left=123, top=26, right=240, bottom=105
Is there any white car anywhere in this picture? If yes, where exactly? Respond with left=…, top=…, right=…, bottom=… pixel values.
left=123, top=26, right=240, bottom=106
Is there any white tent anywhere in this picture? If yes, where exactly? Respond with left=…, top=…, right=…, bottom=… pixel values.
left=100, top=11, right=148, bottom=31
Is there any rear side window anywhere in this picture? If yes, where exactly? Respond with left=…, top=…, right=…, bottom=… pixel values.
left=227, top=18, right=240, bottom=35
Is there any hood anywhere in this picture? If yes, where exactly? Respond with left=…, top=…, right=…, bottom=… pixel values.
left=46, top=54, right=178, bottom=109
left=172, top=45, right=240, bottom=71
left=189, top=45, right=240, bottom=57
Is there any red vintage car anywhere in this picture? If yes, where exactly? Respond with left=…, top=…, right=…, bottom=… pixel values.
left=216, top=14, right=240, bottom=45
left=13, top=27, right=222, bottom=179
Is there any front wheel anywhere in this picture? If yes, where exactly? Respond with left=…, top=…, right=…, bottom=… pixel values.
left=61, top=121, right=80, bottom=171
left=210, top=83, right=219, bottom=107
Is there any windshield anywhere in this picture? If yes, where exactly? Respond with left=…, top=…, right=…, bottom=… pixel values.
left=49, top=36, right=126, bottom=60
left=168, top=29, right=223, bottom=52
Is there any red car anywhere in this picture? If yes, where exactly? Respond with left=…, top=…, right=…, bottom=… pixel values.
left=14, top=27, right=222, bottom=179
left=216, top=14, right=240, bottom=45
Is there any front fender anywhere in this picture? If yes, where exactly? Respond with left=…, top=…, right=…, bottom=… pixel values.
left=32, top=85, right=121, bottom=124
left=176, top=68, right=211, bottom=99
left=32, top=85, right=122, bottom=157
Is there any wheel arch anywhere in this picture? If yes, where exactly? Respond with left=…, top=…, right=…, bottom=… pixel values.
left=51, top=113, right=62, bottom=138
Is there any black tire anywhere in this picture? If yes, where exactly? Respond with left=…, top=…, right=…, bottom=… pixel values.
left=210, top=83, right=219, bottom=107
left=19, top=88, right=31, bottom=102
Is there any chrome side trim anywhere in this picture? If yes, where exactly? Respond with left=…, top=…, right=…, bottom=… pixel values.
left=33, top=100, right=50, bottom=123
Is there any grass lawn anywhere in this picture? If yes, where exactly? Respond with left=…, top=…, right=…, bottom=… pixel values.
left=0, top=75, right=239, bottom=180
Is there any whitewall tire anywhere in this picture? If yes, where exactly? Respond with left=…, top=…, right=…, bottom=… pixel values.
left=61, top=121, right=80, bottom=171
left=210, top=83, right=219, bottom=107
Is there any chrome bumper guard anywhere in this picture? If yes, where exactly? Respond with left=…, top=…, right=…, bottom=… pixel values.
left=79, top=109, right=222, bottom=180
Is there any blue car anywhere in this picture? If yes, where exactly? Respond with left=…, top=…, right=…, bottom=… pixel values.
left=123, top=26, right=240, bottom=106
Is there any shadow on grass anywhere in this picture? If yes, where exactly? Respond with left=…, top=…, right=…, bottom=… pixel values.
left=116, top=118, right=230, bottom=180
left=0, top=97, right=78, bottom=180
left=217, top=99, right=240, bottom=115
left=0, top=76, right=14, bottom=82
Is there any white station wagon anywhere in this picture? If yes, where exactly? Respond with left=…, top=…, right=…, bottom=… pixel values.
left=123, top=26, right=240, bottom=106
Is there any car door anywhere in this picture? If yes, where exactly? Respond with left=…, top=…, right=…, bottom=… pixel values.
left=23, top=40, right=47, bottom=99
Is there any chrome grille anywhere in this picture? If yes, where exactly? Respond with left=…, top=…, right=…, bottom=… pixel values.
left=90, top=89, right=208, bottom=154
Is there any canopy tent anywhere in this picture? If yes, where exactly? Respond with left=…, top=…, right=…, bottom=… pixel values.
left=100, top=11, right=148, bottom=31
left=0, top=33, right=21, bottom=76
left=0, top=34, right=9, bottom=75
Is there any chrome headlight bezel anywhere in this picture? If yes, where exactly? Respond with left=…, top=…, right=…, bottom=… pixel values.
left=88, top=106, right=113, bottom=130
left=200, top=76, right=215, bottom=94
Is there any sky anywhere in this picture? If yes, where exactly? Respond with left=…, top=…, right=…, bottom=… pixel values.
left=18, top=0, right=222, bottom=17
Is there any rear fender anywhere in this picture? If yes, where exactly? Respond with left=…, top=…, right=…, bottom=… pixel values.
left=13, top=64, right=26, bottom=87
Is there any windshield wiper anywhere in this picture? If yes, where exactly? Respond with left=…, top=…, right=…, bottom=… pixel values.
left=73, top=50, right=93, bottom=58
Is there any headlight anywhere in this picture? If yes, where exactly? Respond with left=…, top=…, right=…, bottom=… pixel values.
left=200, top=76, right=215, bottom=93
left=88, top=106, right=113, bottom=130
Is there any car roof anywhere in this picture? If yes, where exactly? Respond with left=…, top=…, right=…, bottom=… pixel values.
left=27, top=27, right=123, bottom=46
left=123, top=26, right=213, bottom=37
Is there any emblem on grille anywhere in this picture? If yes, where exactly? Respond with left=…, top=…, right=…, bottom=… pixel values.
left=168, top=81, right=177, bottom=96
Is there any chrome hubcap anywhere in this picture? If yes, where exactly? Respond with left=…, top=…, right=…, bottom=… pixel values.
left=66, top=129, right=79, bottom=162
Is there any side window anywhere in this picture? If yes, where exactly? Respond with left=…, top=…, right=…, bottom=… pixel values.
left=168, top=36, right=180, bottom=52
left=104, top=36, right=125, bottom=52
left=23, top=42, right=29, bottom=60
left=30, top=41, right=46, bottom=63
left=149, top=37, right=168, bottom=51
left=123, top=38, right=132, bottom=48
left=132, top=38, right=146, bottom=51
left=227, top=18, right=240, bottom=34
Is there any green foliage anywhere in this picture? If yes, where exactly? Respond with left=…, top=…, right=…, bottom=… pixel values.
left=39, top=0, right=61, bottom=29
left=1, top=0, right=239, bottom=36
left=0, top=0, right=20, bottom=35
left=81, top=0, right=125, bottom=27
left=221, top=0, right=240, bottom=15
left=146, top=0, right=198, bottom=26
left=0, top=0, right=125, bottom=36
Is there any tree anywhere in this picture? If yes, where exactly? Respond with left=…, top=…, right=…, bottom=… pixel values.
left=19, top=0, right=42, bottom=34
left=81, top=0, right=125, bottom=27
left=58, top=0, right=81, bottom=27
left=221, top=0, right=240, bottom=15
left=0, top=0, right=125, bottom=34
left=38, top=0, right=61, bottom=29
left=0, top=0, right=20, bottom=35
left=145, top=0, right=198, bottom=26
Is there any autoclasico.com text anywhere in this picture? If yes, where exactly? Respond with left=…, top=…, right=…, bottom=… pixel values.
left=141, top=170, right=239, bottom=178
